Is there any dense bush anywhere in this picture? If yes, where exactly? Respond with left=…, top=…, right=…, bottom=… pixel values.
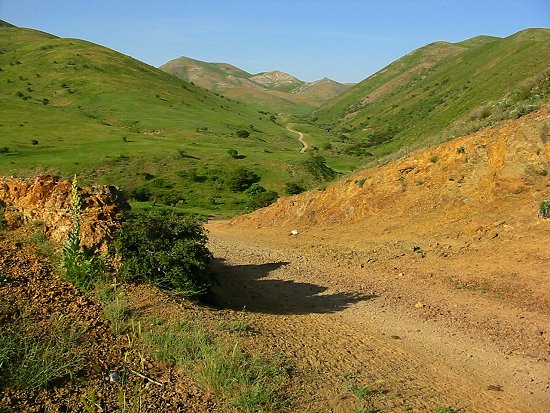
left=236, top=129, right=250, bottom=139
left=131, top=186, right=152, bottom=202
left=249, top=190, right=279, bottom=209
left=284, top=182, right=305, bottom=195
left=302, top=155, right=337, bottom=181
left=226, top=167, right=260, bottom=192
left=115, top=210, right=212, bottom=296
left=177, top=168, right=207, bottom=182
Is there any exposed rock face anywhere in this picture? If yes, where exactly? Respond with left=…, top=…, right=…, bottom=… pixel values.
left=0, top=175, right=129, bottom=254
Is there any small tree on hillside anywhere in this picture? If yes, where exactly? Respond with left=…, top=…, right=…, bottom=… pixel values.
left=236, top=129, right=250, bottom=139
left=226, top=167, right=260, bottom=192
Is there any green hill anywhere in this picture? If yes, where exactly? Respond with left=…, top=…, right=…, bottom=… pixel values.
left=311, top=28, right=550, bottom=158
left=161, top=56, right=352, bottom=113
left=0, top=26, right=339, bottom=216
left=0, top=20, right=16, bottom=28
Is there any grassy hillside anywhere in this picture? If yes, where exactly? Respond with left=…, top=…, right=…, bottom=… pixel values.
left=160, top=56, right=253, bottom=89
left=0, top=20, right=16, bottom=28
left=161, top=56, right=352, bottom=113
left=0, top=26, right=345, bottom=217
left=311, top=28, right=550, bottom=159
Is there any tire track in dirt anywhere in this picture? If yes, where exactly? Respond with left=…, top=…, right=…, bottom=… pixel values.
left=207, top=229, right=550, bottom=412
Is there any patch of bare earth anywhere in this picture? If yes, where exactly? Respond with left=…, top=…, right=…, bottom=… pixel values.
left=205, top=106, right=550, bottom=412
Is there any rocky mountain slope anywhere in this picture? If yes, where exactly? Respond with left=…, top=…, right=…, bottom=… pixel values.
left=232, top=103, right=550, bottom=230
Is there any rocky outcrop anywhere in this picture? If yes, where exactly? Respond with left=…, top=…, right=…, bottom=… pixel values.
left=0, top=175, right=129, bottom=254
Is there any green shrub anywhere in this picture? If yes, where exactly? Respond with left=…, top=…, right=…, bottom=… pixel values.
left=131, top=186, right=152, bottom=202
left=284, top=182, right=305, bottom=195
left=302, top=155, right=337, bottom=181
left=539, top=200, right=550, bottom=218
left=178, top=168, right=207, bottom=183
left=115, top=210, right=212, bottom=296
left=0, top=147, right=9, bottom=154
left=248, top=186, right=279, bottom=209
left=236, top=129, right=250, bottom=139
left=226, top=167, right=261, bottom=192
left=149, top=177, right=173, bottom=189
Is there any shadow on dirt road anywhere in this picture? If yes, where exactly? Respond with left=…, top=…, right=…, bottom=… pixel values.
left=208, top=258, right=375, bottom=315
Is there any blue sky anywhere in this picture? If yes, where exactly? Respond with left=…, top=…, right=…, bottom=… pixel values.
left=1, top=0, right=549, bottom=83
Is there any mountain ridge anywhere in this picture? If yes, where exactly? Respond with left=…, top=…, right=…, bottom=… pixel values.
left=160, top=55, right=352, bottom=112
left=310, top=27, right=550, bottom=159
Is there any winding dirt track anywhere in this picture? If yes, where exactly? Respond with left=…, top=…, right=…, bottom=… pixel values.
left=207, top=221, right=550, bottom=413
left=287, top=124, right=308, bottom=153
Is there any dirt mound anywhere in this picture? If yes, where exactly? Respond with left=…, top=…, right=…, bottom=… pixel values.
left=0, top=175, right=129, bottom=254
left=231, top=105, right=550, bottom=233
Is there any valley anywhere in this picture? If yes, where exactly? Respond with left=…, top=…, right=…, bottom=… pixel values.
left=1, top=19, right=549, bottom=413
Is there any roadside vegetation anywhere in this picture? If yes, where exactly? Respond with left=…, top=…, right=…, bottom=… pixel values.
left=0, top=180, right=288, bottom=412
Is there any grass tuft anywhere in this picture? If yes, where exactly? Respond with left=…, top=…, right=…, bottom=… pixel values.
left=539, top=200, right=550, bottom=218
left=142, top=319, right=287, bottom=412
left=0, top=316, right=83, bottom=389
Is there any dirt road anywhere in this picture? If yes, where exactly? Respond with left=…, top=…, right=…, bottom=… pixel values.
left=206, top=221, right=550, bottom=413
left=287, top=124, right=308, bottom=153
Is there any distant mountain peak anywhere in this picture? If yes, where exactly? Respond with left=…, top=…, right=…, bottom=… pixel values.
left=160, top=55, right=352, bottom=109
left=249, top=70, right=303, bottom=90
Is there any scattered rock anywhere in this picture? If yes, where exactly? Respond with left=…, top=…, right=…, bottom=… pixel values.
left=109, top=372, right=121, bottom=383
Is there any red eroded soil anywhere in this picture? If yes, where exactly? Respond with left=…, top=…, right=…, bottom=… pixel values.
left=206, top=105, right=550, bottom=412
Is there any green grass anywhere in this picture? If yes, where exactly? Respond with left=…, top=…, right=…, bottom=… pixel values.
left=312, top=28, right=550, bottom=161
left=0, top=316, right=83, bottom=389
left=0, top=26, right=342, bottom=217
left=95, top=281, right=132, bottom=336
left=343, top=375, right=388, bottom=413
left=143, top=319, right=287, bottom=412
left=539, top=200, right=550, bottom=218
left=434, top=406, right=461, bottom=413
